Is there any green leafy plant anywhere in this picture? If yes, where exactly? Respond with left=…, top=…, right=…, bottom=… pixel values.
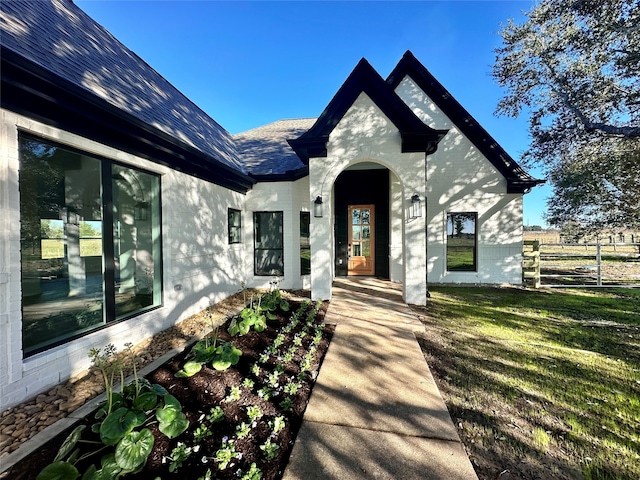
left=257, top=387, right=272, bottom=401
left=214, top=437, right=237, bottom=470
left=267, top=371, right=281, bottom=388
left=239, top=462, right=263, bottom=480
left=176, top=327, right=242, bottom=377
left=193, top=424, right=212, bottom=443
left=242, top=377, right=255, bottom=389
left=284, top=380, right=302, bottom=395
left=230, top=282, right=290, bottom=339
left=37, top=345, right=189, bottom=480
left=206, top=406, right=225, bottom=423
left=260, top=437, right=280, bottom=461
left=269, top=416, right=286, bottom=435
left=167, top=442, right=198, bottom=473
left=259, top=286, right=289, bottom=318
left=228, top=302, right=267, bottom=336
left=88, top=344, right=119, bottom=415
left=279, top=397, right=294, bottom=411
left=273, top=334, right=285, bottom=348
left=235, top=422, right=251, bottom=439
left=224, top=386, right=241, bottom=403
left=197, top=468, right=212, bottom=480
left=246, top=405, right=263, bottom=423
left=282, top=351, right=294, bottom=362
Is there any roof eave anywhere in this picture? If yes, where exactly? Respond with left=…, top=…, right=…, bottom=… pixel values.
left=249, top=166, right=309, bottom=183
left=507, top=178, right=546, bottom=194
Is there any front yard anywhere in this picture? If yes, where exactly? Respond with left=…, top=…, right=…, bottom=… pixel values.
left=413, top=287, right=639, bottom=480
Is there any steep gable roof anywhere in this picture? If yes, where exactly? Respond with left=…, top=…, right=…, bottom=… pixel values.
left=0, top=0, right=254, bottom=192
left=289, top=58, right=448, bottom=163
left=234, top=119, right=315, bottom=180
left=387, top=51, right=544, bottom=193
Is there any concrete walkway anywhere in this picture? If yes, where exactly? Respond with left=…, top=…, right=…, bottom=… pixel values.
left=283, top=278, right=478, bottom=480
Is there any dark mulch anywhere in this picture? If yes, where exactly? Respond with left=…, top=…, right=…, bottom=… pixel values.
left=8, top=299, right=333, bottom=480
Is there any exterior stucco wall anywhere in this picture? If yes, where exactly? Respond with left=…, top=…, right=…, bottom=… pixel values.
left=243, top=177, right=310, bottom=291
left=0, top=109, right=247, bottom=410
left=395, top=76, right=523, bottom=284
left=309, top=93, right=428, bottom=304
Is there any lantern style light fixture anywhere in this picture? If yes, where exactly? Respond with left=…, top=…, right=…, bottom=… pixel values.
left=314, top=196, right=323, bottom=218
left=410, top=194, right=422, bottom=218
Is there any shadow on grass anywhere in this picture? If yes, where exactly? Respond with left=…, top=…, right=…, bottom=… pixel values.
left=413, top=286, right=640, bottom=480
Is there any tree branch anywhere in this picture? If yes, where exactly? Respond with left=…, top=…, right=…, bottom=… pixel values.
left=542, top=56, right=640, bottom=138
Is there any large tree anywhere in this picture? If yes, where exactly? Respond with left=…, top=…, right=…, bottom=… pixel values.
left=493, top=0, right=640, bottom=233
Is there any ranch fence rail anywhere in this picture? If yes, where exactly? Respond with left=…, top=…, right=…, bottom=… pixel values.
left=523, top=240, right=640, bottom=288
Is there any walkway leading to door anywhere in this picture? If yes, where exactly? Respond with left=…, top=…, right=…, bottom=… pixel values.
left=283, top=277, right=478, bottom=480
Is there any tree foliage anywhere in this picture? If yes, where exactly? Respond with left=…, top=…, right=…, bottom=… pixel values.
left=493, top=0, right=640, bottom=233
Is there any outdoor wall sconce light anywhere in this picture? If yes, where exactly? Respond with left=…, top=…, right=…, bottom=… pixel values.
left=410, top=194, right=422, bottom=218
left=314, top=196, right=323, bottom=218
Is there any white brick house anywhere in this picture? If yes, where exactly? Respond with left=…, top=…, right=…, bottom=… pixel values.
left=0, top=0, right=542, bottom=410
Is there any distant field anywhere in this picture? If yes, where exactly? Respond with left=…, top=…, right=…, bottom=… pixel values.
left=524, top=230, right=639, bottom=245
left=41, top=238, right=102, bottom=259
left=524, top=230, right=561, bottom=243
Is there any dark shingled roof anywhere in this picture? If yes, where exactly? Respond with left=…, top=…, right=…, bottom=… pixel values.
left=234, top=119, right=315, bottom=179
left=0, top=0, right=246, bottom=174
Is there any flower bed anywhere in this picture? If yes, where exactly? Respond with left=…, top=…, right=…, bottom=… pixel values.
left=7, top=293, right=332, bottom=480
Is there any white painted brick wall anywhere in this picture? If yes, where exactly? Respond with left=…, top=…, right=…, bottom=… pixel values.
left=395, top=77, right=524, bottom=285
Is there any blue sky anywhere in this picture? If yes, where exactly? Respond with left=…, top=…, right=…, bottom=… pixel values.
left=76, top=0, right=551, bottom=227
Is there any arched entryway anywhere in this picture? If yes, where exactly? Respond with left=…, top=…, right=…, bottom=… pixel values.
left=334, top=165, right=390, bottom=278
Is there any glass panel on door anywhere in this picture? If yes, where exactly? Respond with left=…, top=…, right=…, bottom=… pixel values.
left=348, top=204, right=375, bottom=276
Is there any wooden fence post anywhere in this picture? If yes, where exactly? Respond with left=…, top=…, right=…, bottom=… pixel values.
left=596, top=243, right=602, bottom=287
left=523, top=240, right=541, bottom=288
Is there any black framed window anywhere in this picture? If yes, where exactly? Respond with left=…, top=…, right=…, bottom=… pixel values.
left=300, top=212, right=311, bottom=275
left=19, top=133, right=162, bottom=356
left=253, top=211, right=283, bottom=276
left=446, top=212, right=477, bottom=271
left=228, top=208, right=241, bottom=244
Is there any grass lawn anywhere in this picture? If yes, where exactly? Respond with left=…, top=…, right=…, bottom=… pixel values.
left=412, top=287, right=640, bottom=480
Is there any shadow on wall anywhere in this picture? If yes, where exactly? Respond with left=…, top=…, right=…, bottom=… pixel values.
left=161, top=170, right=246, bottom=329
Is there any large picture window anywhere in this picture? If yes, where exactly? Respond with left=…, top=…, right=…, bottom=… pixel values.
left=19, top=134, right=161, bottom=356
left=254, top=212, right=283, bottom=276
left=300, top=212, right=311, bottom=275
left=446, top=212, right=477, bottom=271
